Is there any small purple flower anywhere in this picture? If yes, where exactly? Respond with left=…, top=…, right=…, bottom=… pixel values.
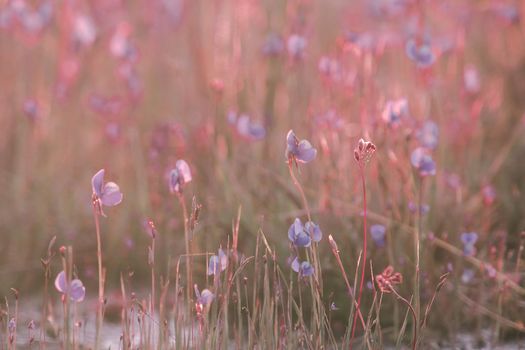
left=330, top=302, right=339, bottom=311
left=208, top=248, right=228, bottom=275
left=287, top=34, right=307, bottom=59
left=405, top=39, right=435, bottom=68
left=408, top=202, right=430, bottom=215
left=169, top=160, right=192, bottom=195
left=416, top=121, right=439, bottom=150
left=288, top=218, right=322, bottom=247
left=291, top=257, right=314, bottom=277
left=382, top=99, right=408, bottom=128
left=235, top=114, right=266, bottom=141
left=460, top=232, right=478, bottom=256
left=461, top=269, right=475, bottom=284
left=410, top=148, right=436, bottom=176
left=370, top=224, right=386, bottom=247
left=262, top=33, right=284, bottom=56
left=54, top=271, right=86, bottom=302
left=285, top=130, right=317, bottom=163
left=194, top=284, right=214, bottom=306
left=92, top=169, right=123, bottom=207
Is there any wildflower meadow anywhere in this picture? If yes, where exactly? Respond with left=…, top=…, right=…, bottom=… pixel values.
left=0, top=0, right=524, bottom=349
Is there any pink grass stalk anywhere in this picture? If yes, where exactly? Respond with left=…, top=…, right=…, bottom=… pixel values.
left=92, top=201, right=105, bottom=350
left=350, top=138, right=376, bottom=348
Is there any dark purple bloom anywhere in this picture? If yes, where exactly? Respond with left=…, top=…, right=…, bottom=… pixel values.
left=286, top=130, right=317, bottom=163
left=410, top=148, right=436, bottom=176
left=288, top=218, right=322, bottom=247
left=460, top=232, right=478, bottom=256
left=416, top=121, right=439, bottom=150
left=291, top=257, right=314, bottom=277
left=405, top=39, right=435, bottom=68
left=370, top=224, right=386, bottom=247
left=194, top=284, right=214, bottom=306
left=382, top=99, right=408, bottom=128
left=208, top=249, right=228, bottom=276
left=92, top=169, right=123, bottom=207
left=54, top=271, right=85, bottom=302
left=169, top=160, right=192, bottom=195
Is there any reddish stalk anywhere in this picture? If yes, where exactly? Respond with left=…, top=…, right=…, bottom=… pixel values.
left=350, top=164, right=368, bottom=347
left=92, top=202, right=104, bottom=350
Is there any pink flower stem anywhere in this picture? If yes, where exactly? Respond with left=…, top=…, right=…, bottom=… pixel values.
left=350, top=164, right=367, bottom=348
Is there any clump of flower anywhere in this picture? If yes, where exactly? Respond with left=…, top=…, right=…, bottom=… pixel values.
left=382, top=98, right=408, bottom=128
left=370, top=224, right=386, bottom=247
left=460, top=231, right=478, bottom=256
left=92, top=169, right=123, bottom=215
left=169, top=160, right=192, bottom=195
left=288, top=218, right=322, bottom=247
left=285, top=130, right=317, bottom=164
left=405, top=38, right=435, bottom=68
left=354, top=138, right=376, bottom=164
left=208, top=248, right=228, bottom=275
left=375, top=266, right=403, bottom=293
left=54, top=271, right=85, bottom=302
left=291, top=257, right=314, bottom=277
left=410, top=147, right=436, bottom=176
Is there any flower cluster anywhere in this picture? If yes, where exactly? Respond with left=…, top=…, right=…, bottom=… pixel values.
left=288, top=218, right=322, bottom=248
left=375, top=266, right=403, bottom=293
left=54, top=271, right=86, bottom=302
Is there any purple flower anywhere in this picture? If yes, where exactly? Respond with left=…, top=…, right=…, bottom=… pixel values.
left=169, top=160, right=192, bottom=195
left=262, top=33, right=284, bottom=56
left=288, top=218, right=323, bottom=247
left=461, top=269, right=475, bottom=284
left=194, top=284, right=214, bottom=306
left=370, top=224, right=386, bottom=247
left=291, top=257, right=314, bottom=277
left=416, top=121, right=439, bottom=150
left=405, top=39, right=435, bottom=68
left=54, top=271, right=85, bottom=302
left=382, top=99, right=408, bottom=128
left=285, top=130, right=317, bottom=163
left=460, top=232, right=478, bottom=256
left=410, top=148, right=436, bottom=176
left=92, top=169, right=123, bottom=207
left=208, top=248, right=228, bottom=275
left=408, top=202, right=430, bottom=215
left=229, top=112, right=266, bottom=141
left=287, top=34, right=307, bottom=59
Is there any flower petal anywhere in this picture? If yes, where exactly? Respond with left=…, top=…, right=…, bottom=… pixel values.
left=176, top=160, right=192, bottom=183
left=291, top=257, right=300, bottom=273
left=69, top=279, right=85, bottom=302
left=91, top=169, right=105, bottom=197
left=54, top=271, right=67, bottom=293
left=296, top=140, right=317, bottom=163
left=101, top=182, right=123, bottom=206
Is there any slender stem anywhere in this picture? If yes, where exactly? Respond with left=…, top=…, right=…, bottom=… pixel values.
left=390, top=289, right=417, bottom=350
left=287, top=161, right=312, bottom=222
left=350, top=165, right=367, bottom=346
left=177, top=195, right=192, bottom=311
left=93, top=204, right=104, bottom=350
left=414, top=179, right=423, bottom=343
left=150, top=236, right=155, bottom=348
